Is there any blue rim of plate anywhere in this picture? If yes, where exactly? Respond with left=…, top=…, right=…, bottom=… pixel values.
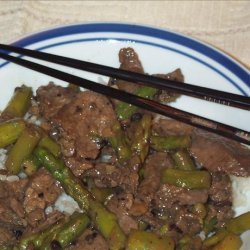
left=1, top=22, right=249, bottom=94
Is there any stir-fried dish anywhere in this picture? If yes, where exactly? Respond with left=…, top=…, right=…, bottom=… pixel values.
left=0, top=48, right=249, bottom=250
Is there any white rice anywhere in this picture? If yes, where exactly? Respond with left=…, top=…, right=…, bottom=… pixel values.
left=231, top=175, right=250, bottom=216
left=0, top=148, right=7, bottom=170
left=54, top=192, right=82, bottom=215
left=24, top=112, right=42, bottom=126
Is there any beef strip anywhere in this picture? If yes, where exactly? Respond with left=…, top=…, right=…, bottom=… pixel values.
left=137, top=152, right=174, bottom=204
left=155, top=184, right=208, bottom=209
left=106, top=193, right=138, bottom=234
left=153, top=68, right=184, bottom=103
left=37, top=82, right=77, bottom=120
left=84, top=162, right=139, bottom=194
left=24, top=168, right=61, bottom=227
left=152, top=118, right=194, bottom=136
left=64, top=156, right=94, bottom=177
left=0, top=179, right=28, bottom=247
left=209, top=172, right=232, bottom=206
left=174, top=206, right=202, bottom=235
left=190, top=130, right=250, bottom=177
left=52, top=91, right=117, bottom=159
left=206, top=204, right=234, bottom=228
left=112, top=47, right=144, bottom=93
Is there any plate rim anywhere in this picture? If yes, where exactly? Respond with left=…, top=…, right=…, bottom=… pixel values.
left=4, top=22, right=248, bottom=87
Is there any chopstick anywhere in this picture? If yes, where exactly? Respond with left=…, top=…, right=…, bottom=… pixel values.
left=0, top=50, right=249, bottom=145
left=0, top=44, right=250, bottom=110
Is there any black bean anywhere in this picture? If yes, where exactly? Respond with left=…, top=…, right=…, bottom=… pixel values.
left=131, top=112, right=143, bottom=122
left=12, top=229, right=23, bottom=239
left=51, top=240, right=62, bottom=250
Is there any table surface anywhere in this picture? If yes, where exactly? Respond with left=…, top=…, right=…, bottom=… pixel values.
left=0, top=0, right=249, bottom=68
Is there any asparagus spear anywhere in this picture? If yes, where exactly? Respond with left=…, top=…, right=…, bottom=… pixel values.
left=131, top=114, right=152, bottom=162
left=18, top=212, right=89, bottom=250
left=34, top=147, right=126, bottom=250
left=127, top=230, right=175, bottom=250
left=38, top=136, right=61, bottom=158
left=161, top=169, right=211, bottom=189
left=1, top=85, right=32, bottom=118
left=203, top=212, right=250, bottom=248
left=212, top=233, right=242, bottom=250
left=41, top=212, right=90, bottom=249
left=22, top=155, right=40, bottom=176
left=151, top=135, right=191, bottom=151
left=172, top=149, right=196, bottom=170
left=225, top=211, right=250, bottom=235
left=116, top=86, right=158, bottom=120
left=108, top=122, right=132, bottom=163
left=0, top=119, right=26, bottom=148
left=5, top=125, right=41, bottom=174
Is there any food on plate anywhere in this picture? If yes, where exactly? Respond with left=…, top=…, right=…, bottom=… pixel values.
left=0, top=47, right=249, bottom=250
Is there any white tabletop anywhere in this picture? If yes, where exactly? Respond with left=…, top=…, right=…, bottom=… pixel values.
left=0, top=0, right=249, bottom=67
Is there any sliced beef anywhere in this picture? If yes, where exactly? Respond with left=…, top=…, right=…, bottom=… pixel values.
left=112, top=47, right=144, bottom=93
left=84, top=163, right=139, bottom=194
left=53, top=91, right=117, bottom=159
left=206, top=204, right=234, bottom=228
left=174, top=206, right=202, bottom=235
left=153, top=68, right=184, bottom=103
left=0, top=226, right=15, bottom=246
left=137, top=152, right=174, bottom=204
left=37, top=82, right=77, bottom=120
left=64, top=157, right=94, bottom=177
left=190, top=130, right=250, bottom=177
left=152, top=118, right=194, bottom=136
left=155, top=183, right=208, bottom=209
left=209, top=172, right=232, bottom=206
left=0, top=179, right=28, bottom=247
left=24, top=210, right=64, bottom=235
left=24, top=168, right=61, bottom=227
left=106, top=193, right=138, bottom=234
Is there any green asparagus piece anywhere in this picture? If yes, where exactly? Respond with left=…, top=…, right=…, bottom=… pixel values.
left=0, top=119, right=26, bottom=148
left=203, top=212, right=250, bottom=248
left=172, top=149, right=196, bottom=170
left=203, top=229, right=228, bottom=248
left=225, top=211, right=250, bottom=235
left=127, top=230, right=175, bottom=250
left=203, top=216, right=218, bottom=236
left=213, top=233, right=242, bottom=250
left=131, top=114, right=152, bottom=162
left=109, top=122, right=132, bottom=163
left=151, top=135, right=191, bottom=151
left=177, top=235, right=191, bottom=250
left=40, top=212, right=90, bottom=249
left=192, top=203, right=207, bottom=219
left=86, top=176, right=113, bottom=203
left=116, top=86, right=158, bottom=120
left=91, top=186, right=113, bottom=203
left=22, top=155, right=40, bottom=176
left=5, top=126, right=41, bottom=174
left=19, top=217, right=66, bottom=249
left=19, top=212, right=89, bottom=250
left=2, top=85, right=32, bottom=118
left=34, top=147, right=126, bottom=250
left=38, top=136, right=61, bottom=157
left=161, top=169, right=211, bottom=189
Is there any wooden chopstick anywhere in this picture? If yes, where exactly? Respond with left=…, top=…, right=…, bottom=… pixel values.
left=0, top=51, right=249, bottom=145
left=0, top=44, right=250, bottom=110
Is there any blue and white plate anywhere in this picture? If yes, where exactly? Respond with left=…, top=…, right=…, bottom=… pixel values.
left=0, top=22, right=249, bottom=248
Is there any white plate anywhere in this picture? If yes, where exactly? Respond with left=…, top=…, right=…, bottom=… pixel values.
left=0, top=22, right=249, bottom=248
